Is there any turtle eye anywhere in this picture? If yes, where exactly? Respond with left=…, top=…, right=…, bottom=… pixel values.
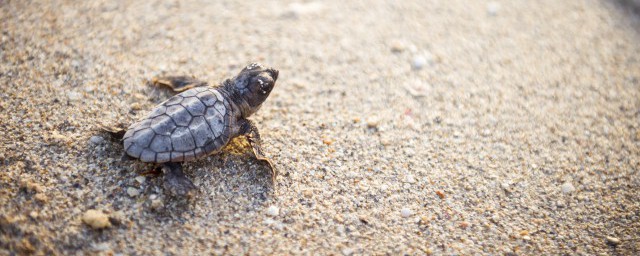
left=255, top=79, right=268, bottom=94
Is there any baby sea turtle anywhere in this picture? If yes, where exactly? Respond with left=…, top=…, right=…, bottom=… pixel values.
left=123, top=63, right=279, bottom=196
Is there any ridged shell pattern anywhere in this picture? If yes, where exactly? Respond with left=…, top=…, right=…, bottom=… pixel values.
left=123, top=87, right=232, bottom=163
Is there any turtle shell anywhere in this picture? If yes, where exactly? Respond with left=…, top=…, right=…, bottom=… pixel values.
left=123, top=87, right=232, bottom=163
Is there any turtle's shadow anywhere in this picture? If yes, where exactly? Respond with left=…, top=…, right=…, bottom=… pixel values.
left=88, top=132, right=274, bottom=222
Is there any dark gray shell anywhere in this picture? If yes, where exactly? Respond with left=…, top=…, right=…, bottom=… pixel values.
left=123, top=87, right=232, bottom=163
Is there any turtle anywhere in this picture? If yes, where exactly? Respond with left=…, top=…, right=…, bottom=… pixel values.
left=122, top=63, right=279, bottom=197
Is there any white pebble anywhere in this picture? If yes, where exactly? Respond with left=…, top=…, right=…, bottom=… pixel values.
left=401, top=208, right=413, bottom=218
left=487, top=2, right=500, bottom=16
left=404, top=175, right=416, bottom=184
left=127, top=187, right=140, bottom=197
left=89, top=136, right=104, bottom=145
left=284, top=2, right=324, bottom=18
left=135, top=176, right=146, bottom=184
left=606, top=236, right=621, bottom=245
left=91, top=242, right=110, bottom=252
left=266, top=205, right=280, bottom=216
left=341, top=247, right=355, bottom=256
left=67, top=91, right=81, bottom=101
left=411, top=55, right=427, bottom=70
left=561, top=182, right=575, bottom=194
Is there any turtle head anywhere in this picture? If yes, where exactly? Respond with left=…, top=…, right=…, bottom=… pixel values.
left=229, top=63, right=279, bottom=117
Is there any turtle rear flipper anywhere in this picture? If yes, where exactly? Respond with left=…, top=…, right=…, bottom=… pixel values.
left=152, top=76, right=208, bottom=92
left=162, top=163, right=197, bottom=197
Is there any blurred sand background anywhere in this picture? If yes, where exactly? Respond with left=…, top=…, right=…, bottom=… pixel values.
left=1, top=0, right=639, bottom=255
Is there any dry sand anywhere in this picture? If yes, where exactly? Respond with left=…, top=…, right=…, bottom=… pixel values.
left=1, top=0, right=640, bottom=255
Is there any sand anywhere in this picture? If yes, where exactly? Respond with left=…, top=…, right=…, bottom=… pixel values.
left=1, top=0, right=639, bottom=255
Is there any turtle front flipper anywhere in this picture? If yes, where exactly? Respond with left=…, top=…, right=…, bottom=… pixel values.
left=162, top=162, right=197, bottom=197
left=152, top=76, right=208, bottom=92
left=238, top=119, right=277, bottom=185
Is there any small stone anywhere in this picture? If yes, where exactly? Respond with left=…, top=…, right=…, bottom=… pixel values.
left=401, top=208, right=413, bottom=218
left=366, top=117, right=380, bottom=129
left=266, top=205, right=280, bottom=216
left=82, top=210, right=111, bottom=229
left=358, top=215, right=370, bottom=224
left=67, top=91, right=81, bottom=101
left=412, top=55, right=427, bottom=70
left=91, top=242, right=110, bottom=252
left=561, top=182, right=575, bottom=194
left=89, top=135, right=104, bottom=145
left=20, top=180, right=43, bottom=193
left=127, top=187, right=140, bottom=197
left=420, top=216, right=430, bottom=225
left=459, top=221, right=470, bottom=229
left=487, top=2, right=500, bottom=16
left=341, top=247, right=355, bottom=256
left=523, top=235, right=531, bottom=241
left=283, top=2, right=324, bottom=18
left=404, top=174, right=416, bottom=184
left=150, top=199, right=164, bottom=210
left=135, top=176, right=146, bottom=184
left=390, top=40, right=406, bottom=53
left=108, top=211, right=126, bottom=226
left=606, top=236, right=621, bottom=246
left=404, top=79, right=430, bottom=97
left=302, top=189, right=313, bottom=198
left=34, top=193, right=48, bottom=203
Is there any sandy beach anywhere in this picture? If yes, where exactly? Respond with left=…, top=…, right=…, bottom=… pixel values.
left=1, top=0, right=639, bottom=254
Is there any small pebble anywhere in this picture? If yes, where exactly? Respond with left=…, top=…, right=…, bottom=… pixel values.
left=89, top=136, right=104, bottom=145
left=404, top=80, right=429, bottom=97
left=341, top=247, right=355, bottom=256
left=401, top=208, right=413, bottom=218
left=82, top=210, right=111, bottom=229
left=127, top=187, right=140, bottom=197
left=150, top=199, right=164, bottom=210
left=487, top=2, right=500, bottom=16
left=390, top=40, right=406, bottom=53
left=606, top=236, right=621, bottom=246
left=91, top=242, right=110, bottom=252
left=67, top=91, right=81, bottom=101
left=135, top=176, right=146, bottom=184
left=266, top=205, right=280, bottom=217
left=108, top=211, right=126, bottom=226
left=404, top=174, right=416, bottom=184
left=366, top=117, right=380, bottom=129
left=302, top=189, right=313, bottom=198
left=34, top=193, right=48, bottom=203
left=561, top=182, right=575, bottom=194
left=412, top=55, right=427, bottom=70
left=283, top=2, right=324, bottom=18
